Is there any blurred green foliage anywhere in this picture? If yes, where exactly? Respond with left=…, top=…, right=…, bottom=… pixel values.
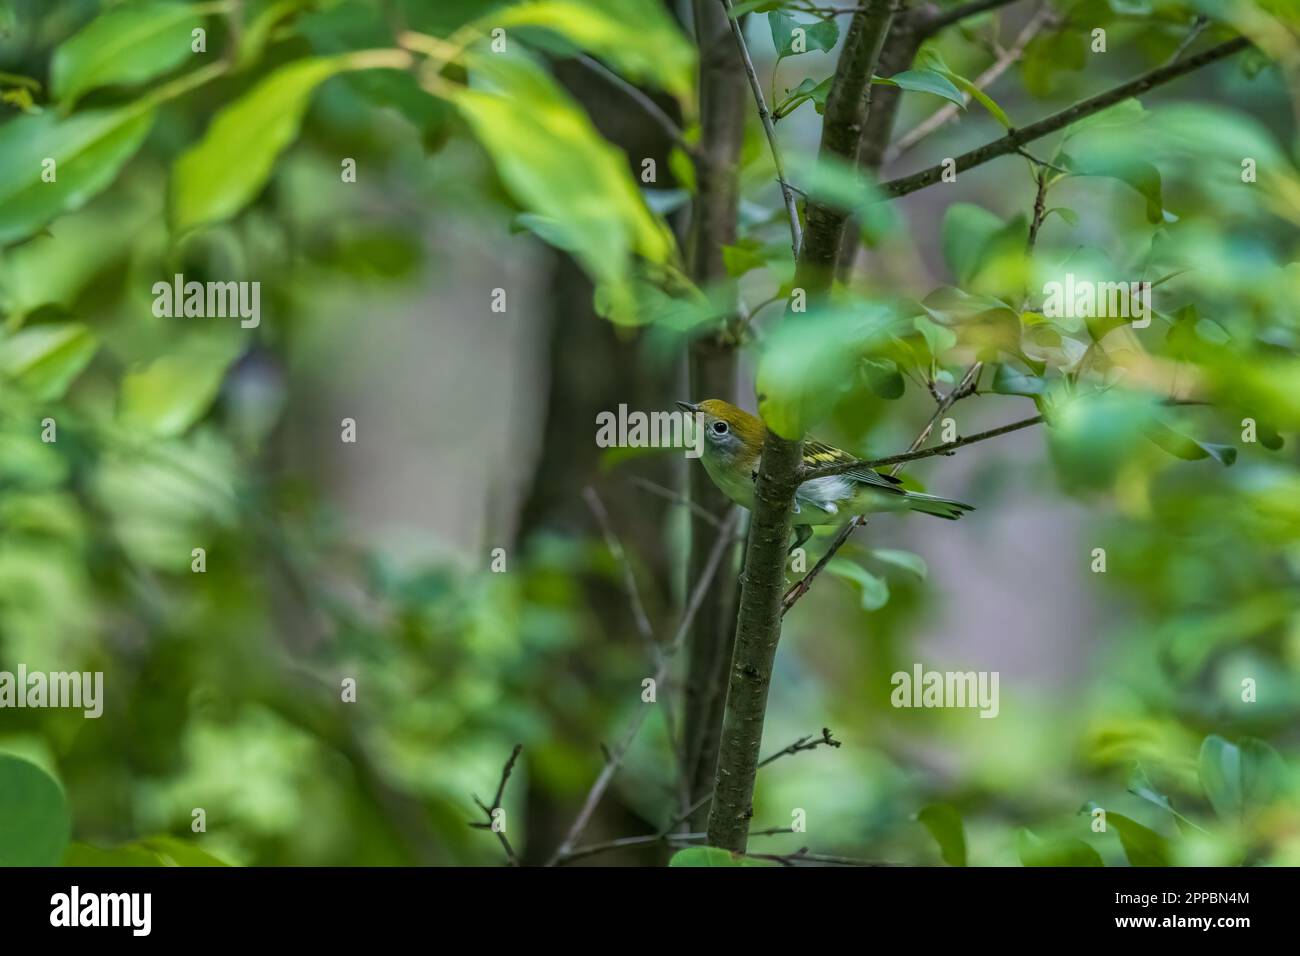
left=0, top=0, right=1297, bottom=867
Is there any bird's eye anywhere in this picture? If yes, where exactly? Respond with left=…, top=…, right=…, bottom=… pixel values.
left=712, top=421, right=729, bottom=435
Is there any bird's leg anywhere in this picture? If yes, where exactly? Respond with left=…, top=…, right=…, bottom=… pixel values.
left=788, top=524, right=813, bottom=555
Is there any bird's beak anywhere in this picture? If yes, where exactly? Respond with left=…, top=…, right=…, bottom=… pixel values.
left=676, top=401, right=699, bottom=414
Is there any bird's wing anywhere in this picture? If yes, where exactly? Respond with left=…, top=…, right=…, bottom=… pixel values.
left=802, top=438, right=905, bottom=494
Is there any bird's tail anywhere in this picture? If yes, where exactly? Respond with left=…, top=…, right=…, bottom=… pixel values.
left=903, top=491, right=975, bottom=520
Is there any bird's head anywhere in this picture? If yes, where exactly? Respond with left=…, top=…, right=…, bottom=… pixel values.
left=676, top=399, right=765, bottom=465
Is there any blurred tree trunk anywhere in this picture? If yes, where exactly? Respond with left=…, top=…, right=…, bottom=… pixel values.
left=680, top=0, right=746, bottom=829
left=513, top=55, right=684, bottom=866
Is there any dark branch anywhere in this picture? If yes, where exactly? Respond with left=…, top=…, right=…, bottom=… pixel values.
left=472, top=744, right=523, bottom=865
left=879, top=37, right=1251, bottom=199
left=803, top=414, right=1044, bottom=481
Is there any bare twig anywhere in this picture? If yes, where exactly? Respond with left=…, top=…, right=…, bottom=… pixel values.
left=628, top=476, right=724, bottom=529
left=471, top=744, right=524, bottom=865
left=758, top=727, right=842, bottom=767
left=803, top=414, right=1044, bottom=481
left=782, top=362, right=984, bottom=613
left=886, top=4, right=1055, bottom=163
left=572, top=53, right=694, bottom=155
left=556, top=825, right=795, bottom=866
left=719, top=0, right=803, bottom=257
left=742, top=847, right=893, bottom=866
left=879, top=38, right=1251, bottom=199
left=584, top=487, right=655, bottom=649
left=546, top=508, right=742, bottom=865
left=926, top=0, right=1024, bottom=34
left=661, top=725, right=842, bottom=836
left=1168, top=15, right=1209, bottom=64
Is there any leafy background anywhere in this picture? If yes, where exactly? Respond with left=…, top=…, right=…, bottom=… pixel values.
left=0, top=0, right=1297, bottom=866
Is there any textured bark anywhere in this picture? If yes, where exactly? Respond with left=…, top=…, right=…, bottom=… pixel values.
left=706, top=2, right=899, bottom=852
left=837, top=4, right=929, bottom=277
left=794, top=0, right=897, bottom=289
left=681, top=0, right=746, bottom=828
left=704, top=432, right=802, bottom=851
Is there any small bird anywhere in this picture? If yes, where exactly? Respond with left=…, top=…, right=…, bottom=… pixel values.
left=677, top=399, right=974, bottom=550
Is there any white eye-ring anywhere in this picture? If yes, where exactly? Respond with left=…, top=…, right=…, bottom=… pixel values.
left=712, top=421, right=729, bottom=435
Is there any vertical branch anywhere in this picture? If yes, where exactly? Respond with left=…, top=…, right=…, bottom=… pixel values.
left=796, top=0, right=898, bottom=285
left=681, top=0, right=748, bottom=828
left=706, top=0, right=899, bottom=854
left=705, top=433, right=804, bottom=851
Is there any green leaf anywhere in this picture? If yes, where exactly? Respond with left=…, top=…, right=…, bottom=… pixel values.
left=774, top=75, right=832, bottom=119
left=721, top=239, right=769, bottom=278
left=1199, top=735, right=1287, bottom=823
left=1106, top=812, right=1171, bottom=866
left=669, top=846, right=763, bottom=866
left=118, top=335, right=243, bottom=438
left=1128, top=765, right=1206, bottom=835
left=52, top=1, right=205, bottom=108
left=171, top=57, right=345, bottom=232
left=941, top=203, right=1004, bottom=285
left=0, top=104, right=155, bottom=244
left=172, top=52, right=406, bottom=232
left=768, top=11, right=839, bottom=57
left=0, top=754, right=71, bottom=866
left=940, top=69, right=1012, bottom=127
left=140, top=835, right=231, bottom=866
left=756, top=305, right=902, bottom=437
left=917, top=803, right=966, bottom=866
left=1144, top=420, right=1237, bottom=466
left=448, top=49, right=673, bottom=323
left=1062, top=148, right=1166, bottom=225
left=1016, top=829, right=1104, bottom=867
left=861, top=357, right=905, bottom=399
left=730, top=0, right=785, bottom=14
left=875, top=69, right=965, bottom=107
left=796, top=155, right=897, bottom=245
left=488, top=0, right=695, bottom=98
left=1044, top=206, right=1079, bottom=227
left=826, top=559, right=890, bottom=610
left=64, top=836, right=232, bottom=866
left=0, top=323, right=98, bottom=400
left=870, top=548, right=928, bottom=579
left=913, top=314, right=957, bottom=359
left=64, top=842, right=168, bottom=866
left=991, top=363, right=1046, bottom=398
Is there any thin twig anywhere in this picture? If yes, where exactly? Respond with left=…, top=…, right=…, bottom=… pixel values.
left=658, top=726, right=840, bottom=837
left=556, top=825, right=794, bottom=866
left=782, top=362, right=984, bottom=613
left=583, top=487, right=655, bottom=649
left=572, top=53, right=695, bottom=155
left=742, top=847, right=893, bottom=866
left=886, top=5, right=1055, bottom=163
left=926, top=0, right=1024, bottom=34
left=879, top=37, right=1251, bottom=199
left=628, top=476, right=723, bottom=529
left=546, top=508, right=742, bottom=865
left=471, top=744, right=523, bottom=865
left=757, top=727, right=842, bottom=767
left=719, top=0, right=803, bottom=258
left=1168, top=15, right=1209, bottom=64
left=802, top=414, right=1044, bottom=481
